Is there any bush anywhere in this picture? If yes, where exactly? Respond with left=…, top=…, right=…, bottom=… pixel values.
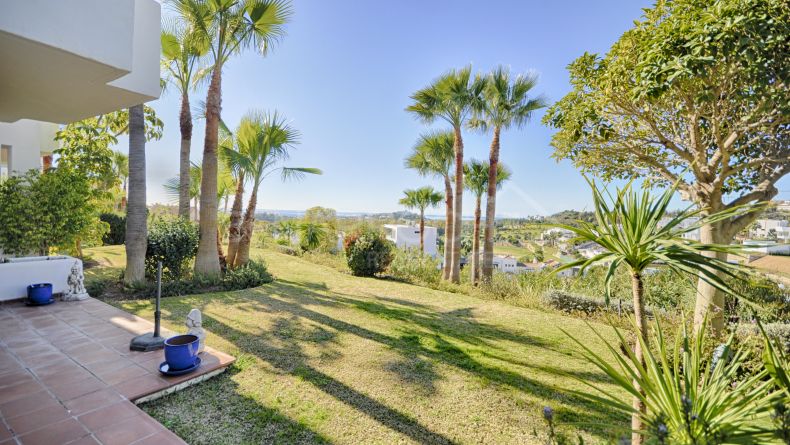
left=222, top=260, right=273, bottom=291
left=734, top=322, right=790, bottom=376
left=100, top=213, right=126, bottom=245
left=726, top=276, right=790, bottom=323
left=344, top=227, right=394, bottom=277
left=145, top=218, right=199, bottom=280
left=541, top=290, right=654, bottom=317
left=388, top=248, right=441, bottom=285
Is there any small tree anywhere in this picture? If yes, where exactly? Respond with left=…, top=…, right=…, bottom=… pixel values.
left=344, top=227, right=394, bottom=277
left=399, top=186, right=443, bottom=254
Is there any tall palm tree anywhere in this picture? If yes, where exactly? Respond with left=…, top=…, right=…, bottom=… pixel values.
left=464, top=160, right=510, bottom=284
left=161, top=18, right=209, bottom=219
left=223, top=110, right=320, bottom=267
left=407, top=66, right=484, bottom=283
left=124, top=105, right=147, bottom=284
left=217, top=119, right=247, bottom=266
left=554, top=179, right=750, bottom=445
left=173, top=0, right=293, bottom=276
left=164, top=162, right=202, bottom=220
left=111, top=151, right=129, bottom=211
left=399, top=186, right=443, bottom=254
left=404, top=131, right=454, bottom=278
left=472, top=66, right=546, bottom=283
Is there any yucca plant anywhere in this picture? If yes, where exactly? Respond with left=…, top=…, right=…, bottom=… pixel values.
left=762, top=323, right=790, bottom=443
left=565, top=320, right=777, bottom=444
left=554, top=178, right=755, bottom=444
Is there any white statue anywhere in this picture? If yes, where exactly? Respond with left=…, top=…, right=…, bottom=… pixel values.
left=186, top=309, right=206, bottom=353
left=63, top=260, right=89, bottom=301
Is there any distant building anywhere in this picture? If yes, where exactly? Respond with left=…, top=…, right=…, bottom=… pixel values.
left=751, top=219, right=790, bottom=241
left=658, top=216, right=701, bottom=241
left=492, top=255, right=519, bottom=273
left=383, top=224, right=438, bottom=257
left=575, top=241, right=606, bottom=259
left=775, top=201, right=790, bottom=212
left=541, top=227, right=575, bottom=241
left=742, top=240, right=790, bottom=255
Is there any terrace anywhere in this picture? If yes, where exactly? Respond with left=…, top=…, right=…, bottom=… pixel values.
left=0, top=297, right=234, bottom=445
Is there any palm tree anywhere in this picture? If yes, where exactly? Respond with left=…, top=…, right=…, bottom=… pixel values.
left=111, top=151, right=129, bottom=211
left=472, top=66, right=546, bottom=283
left=173, top=0, right=293, bottom=276
left=161, top=18, right=209, bottom=219
left=554, top=179, right=750, bottom=445
left=399, top=186, right=444, bottom=254
left=404, top=131, right=454, bottom=278
left=222, top=110, right=320, bottom=267
left=277, top=220, right=297, bottom=243
left=164, top=162, right=203, bottom=220
left=407, top=66, right=485, bottom=283
left=298, top=221, right=326, bottom=252
left=464, top=160, right=510, bottom=284
left=124, top=105, right=147, bottom=284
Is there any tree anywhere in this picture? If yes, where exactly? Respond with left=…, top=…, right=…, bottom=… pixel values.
left=222, top=110, right=320, bottom=267
left=161, top=18, right=209, bottom=219
left=399, top=186, right=443, bottom=254
left=111, top=151, right=129, bottom=210
left=472, top=66, right=546, bottom=283
left=298, top=221, right=326, bottom=252
left=125, top=105, right=147, bottom=284
left=276, top=220, right=297, bottom=243
left=543, top=0, right=790, bottom=334
left=555, top=179, right=751, bottom=445
left=464, top=160, right=510, bottom=284
left=173, top=0, right=293, bottom=276
left=405, top=130, right=455, bottom=279
left=407, top=66, right=485, bottom=283
left=164, top=162, right=203, bottom=220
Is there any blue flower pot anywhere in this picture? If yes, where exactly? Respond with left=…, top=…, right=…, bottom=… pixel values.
left=27, top=283, right=53, bottom=304
left=164, top=334, right=199, bottom=370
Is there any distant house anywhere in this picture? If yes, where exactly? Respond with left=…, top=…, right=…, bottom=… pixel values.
left=742, top=239, right=790, bottom=255
left=775, top=201, right=790, bottom=212
left=658, top=216, right=701, bottom=241
left=751, top=219, right=790, bottom=241
left=575, top=241, right=606, bottom=259
left=492, top=255, right=519, bottom=273
left=383, top=224, right=438, bottom=257
left=541, top=227, right=575, bottom=241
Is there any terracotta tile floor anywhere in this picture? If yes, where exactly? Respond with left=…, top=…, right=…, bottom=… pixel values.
left=0, top=298, right=235, bottom=445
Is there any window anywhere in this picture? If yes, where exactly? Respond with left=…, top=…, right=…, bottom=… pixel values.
left=0, top=145, right=10, bottom=179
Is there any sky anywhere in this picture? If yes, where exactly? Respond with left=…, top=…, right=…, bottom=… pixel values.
left=115, top=0, right=790, bottom=218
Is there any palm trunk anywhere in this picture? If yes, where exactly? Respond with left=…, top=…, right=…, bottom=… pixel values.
left=178, top=91, right=193, bottom=219
left=482, top=127, right=500, bottom=283
left=225, top=178, right=245, bottom=267
left=449, top=126, right=464, bottom=284
left=472, top=195, right=482, bottom=285
left=235, top=184, right=259, bottom=267
left=419, top=208, right=425, bottom=253
left=124, top=104, right=147, bottom=284
left=442, top=175, right=453, bottom=280
left=217, top=227, right=226, bottom=271
left=120, top=179, right=127, bottom=211
left=693, top=222, right=728, bottom=336
left=194, top=65, right=222, bottom=276
left=630, top=271, right=648, bottom=445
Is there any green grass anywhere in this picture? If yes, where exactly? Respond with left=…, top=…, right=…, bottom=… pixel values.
left=86, top=245, right=628, bottom=444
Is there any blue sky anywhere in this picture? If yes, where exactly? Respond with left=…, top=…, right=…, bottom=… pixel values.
left=125, top=0, right=789, bottom=217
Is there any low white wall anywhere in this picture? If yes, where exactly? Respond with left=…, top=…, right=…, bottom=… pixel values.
left=0, top=255, right=81, bottom=301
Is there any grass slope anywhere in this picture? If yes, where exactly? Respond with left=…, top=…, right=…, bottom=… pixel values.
left=86, top=246, right=627, bottom=444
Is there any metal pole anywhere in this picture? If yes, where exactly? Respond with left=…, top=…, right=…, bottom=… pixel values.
left=154, top=261, right=162, bottom=338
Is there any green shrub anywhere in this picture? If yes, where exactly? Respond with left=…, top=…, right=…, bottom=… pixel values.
left=734, top=322, right=790, bottom=376
left=100, top=213, right=126, bottom=245
left=388, top=248, right=441, bottom=285
left=275, top=244, right=299, bottom=256
left=541, top=290, right=654, bottom=317
left=222, top=260, right=273, bottom=291
left=145, top=218, right=199, bottom=280
left=344, top=227, right=394, bottom=277
left=726, top=276, right=790, bottom=323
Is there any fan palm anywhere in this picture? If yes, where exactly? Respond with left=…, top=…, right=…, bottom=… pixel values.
left=223, top=110, right=321, bottom=267
left=464, top=160, right=510, bottom=284
left=399, top=186, right=444, bottom=254
left=406, top=66, right=485, bottom=283
left=111, top=151, right=129, bottom=210
left=471, top=66, right=546, bottom=283
left=172, top=0, right=293, bottom=275
left=277, top=220, right=297, bottom=243
left=164, top=162, right=203, bottom=220
left=554, top=179, right=753, bottom=444
left=299, top=221, right=326, bottom=252
left=404, top=131, right=454, bottom=278
left=161, top=17, right=210, bottom=219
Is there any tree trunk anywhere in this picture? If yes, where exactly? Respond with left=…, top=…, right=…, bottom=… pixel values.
left=225, top=178, right=245, bottom=267
left=217, top=227, right=226, bottom=271
left=449, top=126, right=464, bottom=284
left=194, top=65, right=222, bottom=276
left=471, top=195, right=482, bottom=285
left=178, top=91, right=193, bottom=219
left=693, top=222, right=729, bottom=336
left=234, top=185, right=259, bottom=267
left=120, top=179, right=127, bottom=211
left=482, top=127, right=501, bottom=283
left=419, top=209, right=425, bottom=253
left=630, top=271, right=648, bottom=445
left=442, top=175, right=454, bottom=280
left=124, top=104, right=147, bottom=284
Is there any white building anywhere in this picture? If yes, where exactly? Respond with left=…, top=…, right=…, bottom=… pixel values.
left=751, top=219, right=790, bottom=241
left=492, top=255, right=519, bottom=273
left=0, top=121, right=58, bottom=178
left=742, top=240, right=790, bottom=255
left=541, top=227, right=575, bottom=241
left=658, top=216, right=701, bottom=241
left=575, top=241, right=607, bottom=259
left=384, top=224, right=438, bottom=257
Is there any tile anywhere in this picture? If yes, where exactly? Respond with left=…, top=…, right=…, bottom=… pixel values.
left=112, top=373, right=167, bottom=401
left=49, top=376, right=105, bottom=402
left=64, top=388, right=122, bottom=415
left=65, top=435, right=100, bottom=445
left=17, top=418, right=88, bottom=445
left=77, top=401, right=140, bottom=430
left=0, top=390, right=59, bottom=418
left=0, top=379, right=44, bottom=404
left=0, top=423, right=11, bottom=442
left=129, top=429, right=187, bottom=445
left=94, top=363, right=150, bottom=386
left=0, top=370, right=35, bottom=389
left=93, top=415, right=161, bottom=445
left=6, top=404, right=71, bottom=435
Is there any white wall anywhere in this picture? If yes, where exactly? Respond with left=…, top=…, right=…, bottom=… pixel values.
left=385, top=225, right=438, bottom=257
left=0, top=120, right=58, bottom=176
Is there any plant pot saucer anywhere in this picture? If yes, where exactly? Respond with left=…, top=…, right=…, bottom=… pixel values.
left=159, top=357, right=201, bottom=376
left=26, top=298, right=55, bottom=306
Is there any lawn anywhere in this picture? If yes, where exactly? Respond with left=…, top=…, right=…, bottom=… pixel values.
left=85, top=245, right=627, bottom=444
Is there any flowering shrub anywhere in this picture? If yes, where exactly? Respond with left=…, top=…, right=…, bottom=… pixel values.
left=344, top=227, right=393, bottom=277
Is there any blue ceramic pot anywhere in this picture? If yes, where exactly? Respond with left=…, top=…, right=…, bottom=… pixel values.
left=27, top=283, right=53, bottom=304
left=164, top=334, right=199, bottom=370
